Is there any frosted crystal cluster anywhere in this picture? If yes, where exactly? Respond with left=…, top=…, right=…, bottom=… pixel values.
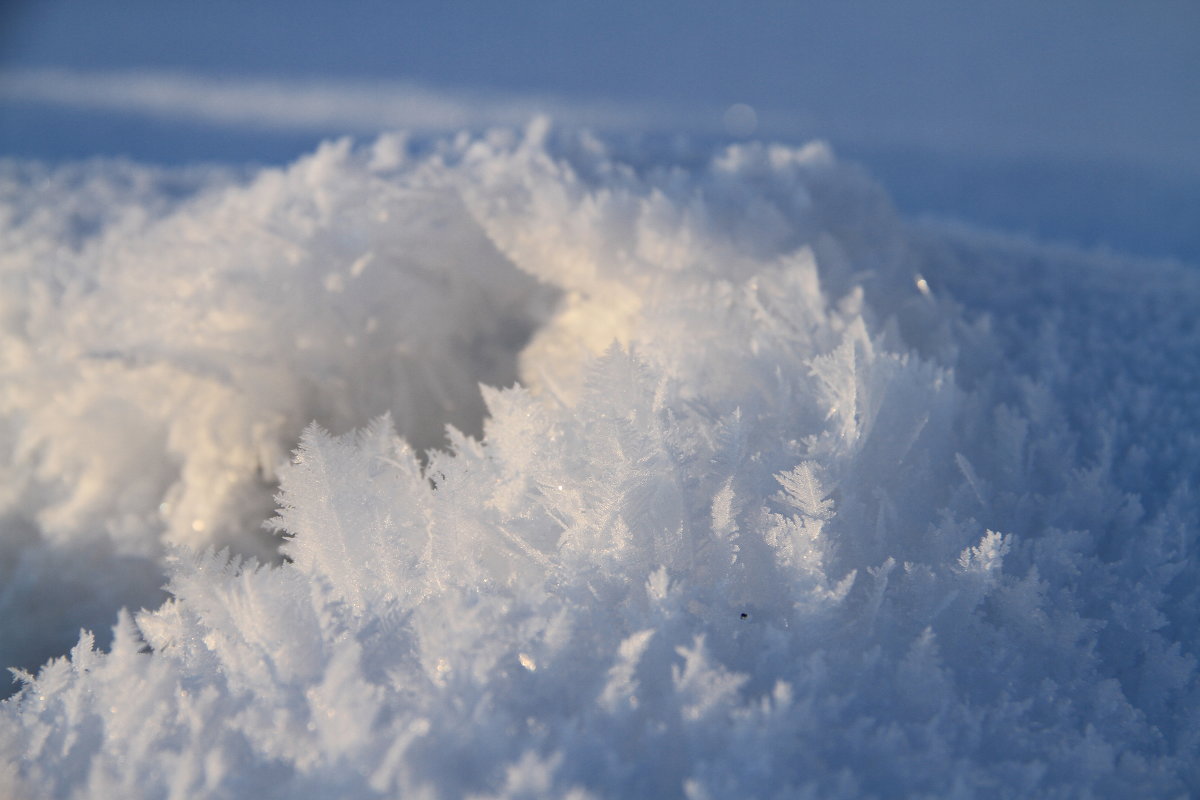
left=1, top=126, right=1197, bottom=798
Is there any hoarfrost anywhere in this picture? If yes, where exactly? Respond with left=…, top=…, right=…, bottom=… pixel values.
left=1, top=126, right=1198, bottom=797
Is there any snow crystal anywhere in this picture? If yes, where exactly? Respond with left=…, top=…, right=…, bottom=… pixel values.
left=0, top=137, right=551, bottom=674
left=1, top=126, right=1198, bottom=798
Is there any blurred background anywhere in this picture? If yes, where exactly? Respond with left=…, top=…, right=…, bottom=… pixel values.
left=2, top=0, right=1198, bottom=261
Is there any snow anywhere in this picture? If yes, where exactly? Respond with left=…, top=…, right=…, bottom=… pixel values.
left=4, top=3, right=1199, bottom=261
left=0, top=68, right=666, bottom=135
left=1, top=3, right=1198, bottom=795
left=2, top=124, right=1198, bottom=798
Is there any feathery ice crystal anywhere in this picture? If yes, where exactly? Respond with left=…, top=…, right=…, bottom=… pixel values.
left=2, top=125, right=1198, bottom=798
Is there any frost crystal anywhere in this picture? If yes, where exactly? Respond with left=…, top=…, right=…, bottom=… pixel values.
left=2, top=127, right=1198, bottom=798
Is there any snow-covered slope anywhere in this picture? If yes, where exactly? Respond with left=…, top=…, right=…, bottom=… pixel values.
left=5, top=3, right=1199, bottom=262
left=1, top=127, right=1198, bottom=797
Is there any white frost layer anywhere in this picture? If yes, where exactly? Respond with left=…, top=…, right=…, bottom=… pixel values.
left=2, top=127, right=1198, bottom=798
left=0, top=140, right=551, bottom=671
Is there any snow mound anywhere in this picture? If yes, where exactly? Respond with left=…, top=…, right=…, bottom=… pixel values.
left=2, top=126, right=1198, bottom=798
left=0, top=138, right=550, bottom=672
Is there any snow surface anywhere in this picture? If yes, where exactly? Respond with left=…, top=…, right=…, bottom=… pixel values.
left=5, top=2, right=1199, bottom=263
left=2, top=123, right=1198, bottom=797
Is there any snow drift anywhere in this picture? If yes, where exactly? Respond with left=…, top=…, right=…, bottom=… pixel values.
left=1, top=125, right=1198, bottom=798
